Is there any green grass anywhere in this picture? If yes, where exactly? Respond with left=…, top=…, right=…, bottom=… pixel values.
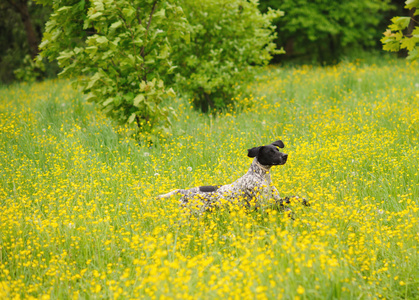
left=1, top=58, right=419, bottom=299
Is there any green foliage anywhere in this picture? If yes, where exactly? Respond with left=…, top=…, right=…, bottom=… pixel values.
left=259, top=0, right=393, bottom=63
left=13, top=55, right=46, bottom=82
left=382, top=0, right=419, bottom=61
left=171, top=0, right=283, bottom=112
left=0, top=1, right=55, bottom=83
left=37, top=0, right=189, bottom=139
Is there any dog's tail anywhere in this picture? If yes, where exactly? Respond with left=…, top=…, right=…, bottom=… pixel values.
left=157, top=189, right=183, bottom=199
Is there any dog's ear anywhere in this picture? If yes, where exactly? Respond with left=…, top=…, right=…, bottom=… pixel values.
left=247, top=146, right=262, bottom=158
left=271, top=140, right=285, bottom=148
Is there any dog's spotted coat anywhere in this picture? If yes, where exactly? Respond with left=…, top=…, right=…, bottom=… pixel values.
left=158, top=140, right=308, bottom=212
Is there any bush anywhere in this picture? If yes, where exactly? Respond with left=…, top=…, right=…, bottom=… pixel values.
left=36, top=0, right=189, bottom=140
left=171, top=0, right=283, bottom=112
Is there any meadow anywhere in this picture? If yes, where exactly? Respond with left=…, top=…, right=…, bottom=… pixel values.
left=1, top=58, right=419, bottom=299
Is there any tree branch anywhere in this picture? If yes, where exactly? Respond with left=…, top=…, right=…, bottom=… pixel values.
left=140, top=0, right=158, bottom=58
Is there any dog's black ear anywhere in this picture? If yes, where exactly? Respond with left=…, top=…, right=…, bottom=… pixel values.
left=247, top=146, right=261, bottom=158
left=271, top=140, right=285, bottom=148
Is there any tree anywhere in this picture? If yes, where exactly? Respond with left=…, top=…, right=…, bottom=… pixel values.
left=259, top=0, right=393, bottom=63
left=382, top=0, right=419, bottom=61
left=0, top=1, right=53, bottom=83
left=5, top=0, right=39, bottom=58
left=36, top=0, right=189, bottom=141
left=171, top=0, right=283, bottom=112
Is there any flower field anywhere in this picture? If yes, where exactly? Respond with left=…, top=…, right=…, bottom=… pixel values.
left=1, top=59, right=419, bottom=299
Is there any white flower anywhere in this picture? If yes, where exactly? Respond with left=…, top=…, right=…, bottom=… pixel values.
left=144, top=152, right=150, bottom=157
left=68, top=223, right=75, bottom=229
left=187, top=166, right=192, bottom=172
left=154, top=172, right=160, bottom=176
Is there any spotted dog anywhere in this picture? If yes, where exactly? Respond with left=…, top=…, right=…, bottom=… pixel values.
left=158, top=140, right=308, bottom=212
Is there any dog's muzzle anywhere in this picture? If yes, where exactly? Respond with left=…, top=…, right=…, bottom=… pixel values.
left=280, top=153, right=288, bottom=165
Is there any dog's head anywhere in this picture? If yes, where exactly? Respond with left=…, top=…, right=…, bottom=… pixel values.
left=247, top=140, right=288, bottom=166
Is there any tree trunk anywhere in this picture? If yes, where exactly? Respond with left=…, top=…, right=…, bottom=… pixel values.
left=7, top=0, right=39, bottom=58
left=407, top=8, right=417, bottom=37
left=284, top=38, right=294, bottom=57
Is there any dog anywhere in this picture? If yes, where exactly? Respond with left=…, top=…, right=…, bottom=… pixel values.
left=158, top=140, right=308, bottom=213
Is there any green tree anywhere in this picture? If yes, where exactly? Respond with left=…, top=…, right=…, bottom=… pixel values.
left=37, top=0, right=188, bottom=140
left=259, top=0, right=393, bottom=63
left=171, top=0, right=283, bottom=112
left=0, top=1, right=54, bottom=83
left=4, top=0, right=39, bottom=59
left=382, top=0, right=419, bottom=61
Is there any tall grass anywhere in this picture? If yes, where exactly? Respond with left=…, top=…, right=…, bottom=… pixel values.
left=1, top=58, right=418, bottom=299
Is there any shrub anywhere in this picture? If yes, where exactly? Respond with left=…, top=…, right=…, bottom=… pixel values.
left=36, top=0, right=189, bottom=140
left=171, top=0, right=283, bottom=112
